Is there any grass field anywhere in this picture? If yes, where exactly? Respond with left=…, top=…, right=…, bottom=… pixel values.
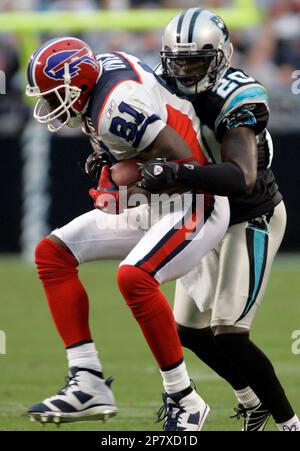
left=0, top=255, right=299, bottom=431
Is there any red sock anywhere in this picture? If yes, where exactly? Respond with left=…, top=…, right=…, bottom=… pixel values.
left=117, top=265, right=183, bottom=369
left=35, top=238, right=92, bottom=347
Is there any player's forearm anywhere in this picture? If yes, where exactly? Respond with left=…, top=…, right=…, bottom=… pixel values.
left=140, top=125, right=198, bottom=163
left=127, top=185, right=151, bottom=203
left=177, top=161, right=248, bottom=196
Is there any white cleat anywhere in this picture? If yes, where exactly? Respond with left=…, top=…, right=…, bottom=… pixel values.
left=27, top=367, right=117, bottom=424
left=156, top=385, right=210, bottom=431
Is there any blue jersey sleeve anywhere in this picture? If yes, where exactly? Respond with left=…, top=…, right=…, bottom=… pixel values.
left=215, top=84, right=270, bottom=141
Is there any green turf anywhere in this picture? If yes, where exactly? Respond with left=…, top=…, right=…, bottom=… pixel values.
left=0, top=255, right=300, bottom=431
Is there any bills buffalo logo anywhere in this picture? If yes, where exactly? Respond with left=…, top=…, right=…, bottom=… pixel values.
left=210, top=16, right=229, bottom=41
left=44, top=48, right=97, bottom=80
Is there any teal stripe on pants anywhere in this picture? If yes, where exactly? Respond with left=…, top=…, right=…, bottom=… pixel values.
left=236, top=222, right=269, bottom=322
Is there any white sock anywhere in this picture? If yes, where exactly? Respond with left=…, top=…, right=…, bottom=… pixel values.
left=66, top=342, right=102, bottom=373
left=160, top=361, right=191, bottom=394
left=234, top=386, right=261, bottom=409
left=277, top=415, right=300, bottom=431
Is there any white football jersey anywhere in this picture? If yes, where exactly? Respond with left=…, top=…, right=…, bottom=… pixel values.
left=83, top=52, right=207, bottom=165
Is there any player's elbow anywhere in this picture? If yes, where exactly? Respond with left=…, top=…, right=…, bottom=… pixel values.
left=243, top=169, right=257, bottom=195
left=229, top=162, right=256, bottom=196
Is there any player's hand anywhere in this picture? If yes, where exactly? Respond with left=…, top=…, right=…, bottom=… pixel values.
left=138, top=158, right=179, bottom=191
left=85, top=151, right=111, bottom=182
left=89, top=165, right=121, bottom=214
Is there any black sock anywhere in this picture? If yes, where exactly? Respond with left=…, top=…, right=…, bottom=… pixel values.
left=215, top=333, right=295, bottom=423
left=177, top=324, right=248, bottom=390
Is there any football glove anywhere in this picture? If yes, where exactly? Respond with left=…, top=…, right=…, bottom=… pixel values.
left=138, top=158, right=179, bottom=192
left=85, top=151, right=111, bottom=182
left=89, top=164, right=122, bottom=214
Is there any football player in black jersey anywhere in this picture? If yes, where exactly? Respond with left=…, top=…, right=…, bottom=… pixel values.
left=138, top=8, right=299, bottom=431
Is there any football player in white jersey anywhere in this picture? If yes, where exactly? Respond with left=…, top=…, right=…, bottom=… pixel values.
left=139, top=8, right=300, bottom=431
left=25, top=37, right=230, bottom=430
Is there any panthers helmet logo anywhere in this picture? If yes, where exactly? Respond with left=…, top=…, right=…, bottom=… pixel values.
left=210, top=15, right=229, bottom=41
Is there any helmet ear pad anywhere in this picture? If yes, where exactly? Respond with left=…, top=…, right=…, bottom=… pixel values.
left=72, top=78, right=97, bottom=114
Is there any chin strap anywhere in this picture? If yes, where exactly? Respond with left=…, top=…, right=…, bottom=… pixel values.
left=67, top=115, right=82, bottom=128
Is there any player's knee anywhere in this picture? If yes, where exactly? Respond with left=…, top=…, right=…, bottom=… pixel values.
left=117, top=265, right=162, bottom=325
left=35, top=237, right=52, bottom=264
left=176, top=323, right=193, bottom=348
left=35, top=237, right=64, bottom=264
left=177, top=323, right=211, bottom=351
left=212, top=325, right=249, bottom=336
left=35, top=237, right=78, bottom=285
left=214, top=331, right=250, bottom=354
left=117, top=265, right=158, bottom=303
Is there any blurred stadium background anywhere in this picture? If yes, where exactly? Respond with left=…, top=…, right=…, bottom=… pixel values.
left=0, top=0, right=299, bottom=431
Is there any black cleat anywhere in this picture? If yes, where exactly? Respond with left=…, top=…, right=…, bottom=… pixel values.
left=231, top=403, right=271, bottom=431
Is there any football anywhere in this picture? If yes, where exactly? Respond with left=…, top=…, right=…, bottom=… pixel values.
left=110, top=159, right=142, bottom=187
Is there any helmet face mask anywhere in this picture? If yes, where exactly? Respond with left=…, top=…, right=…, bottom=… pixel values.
left=27, top=78, right=82, bottom=132
left=26, top=37, right=100, bottom=132
left=161, top=48, right=226, bottom=94
left=161, top=8, right=233, bottom=96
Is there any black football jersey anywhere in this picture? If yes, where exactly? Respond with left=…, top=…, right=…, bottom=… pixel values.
left=190, top=67, right=282, bottom=225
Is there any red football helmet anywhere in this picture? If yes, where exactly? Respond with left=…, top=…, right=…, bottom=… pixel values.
left=26, top=37, right=100, bottom=132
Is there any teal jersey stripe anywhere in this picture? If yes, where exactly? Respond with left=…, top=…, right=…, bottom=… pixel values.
left=216, top=85, right=269, bottom=129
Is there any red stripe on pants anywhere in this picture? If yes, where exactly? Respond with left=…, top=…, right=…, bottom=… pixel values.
left=139, top=206, right=204, bottom=275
